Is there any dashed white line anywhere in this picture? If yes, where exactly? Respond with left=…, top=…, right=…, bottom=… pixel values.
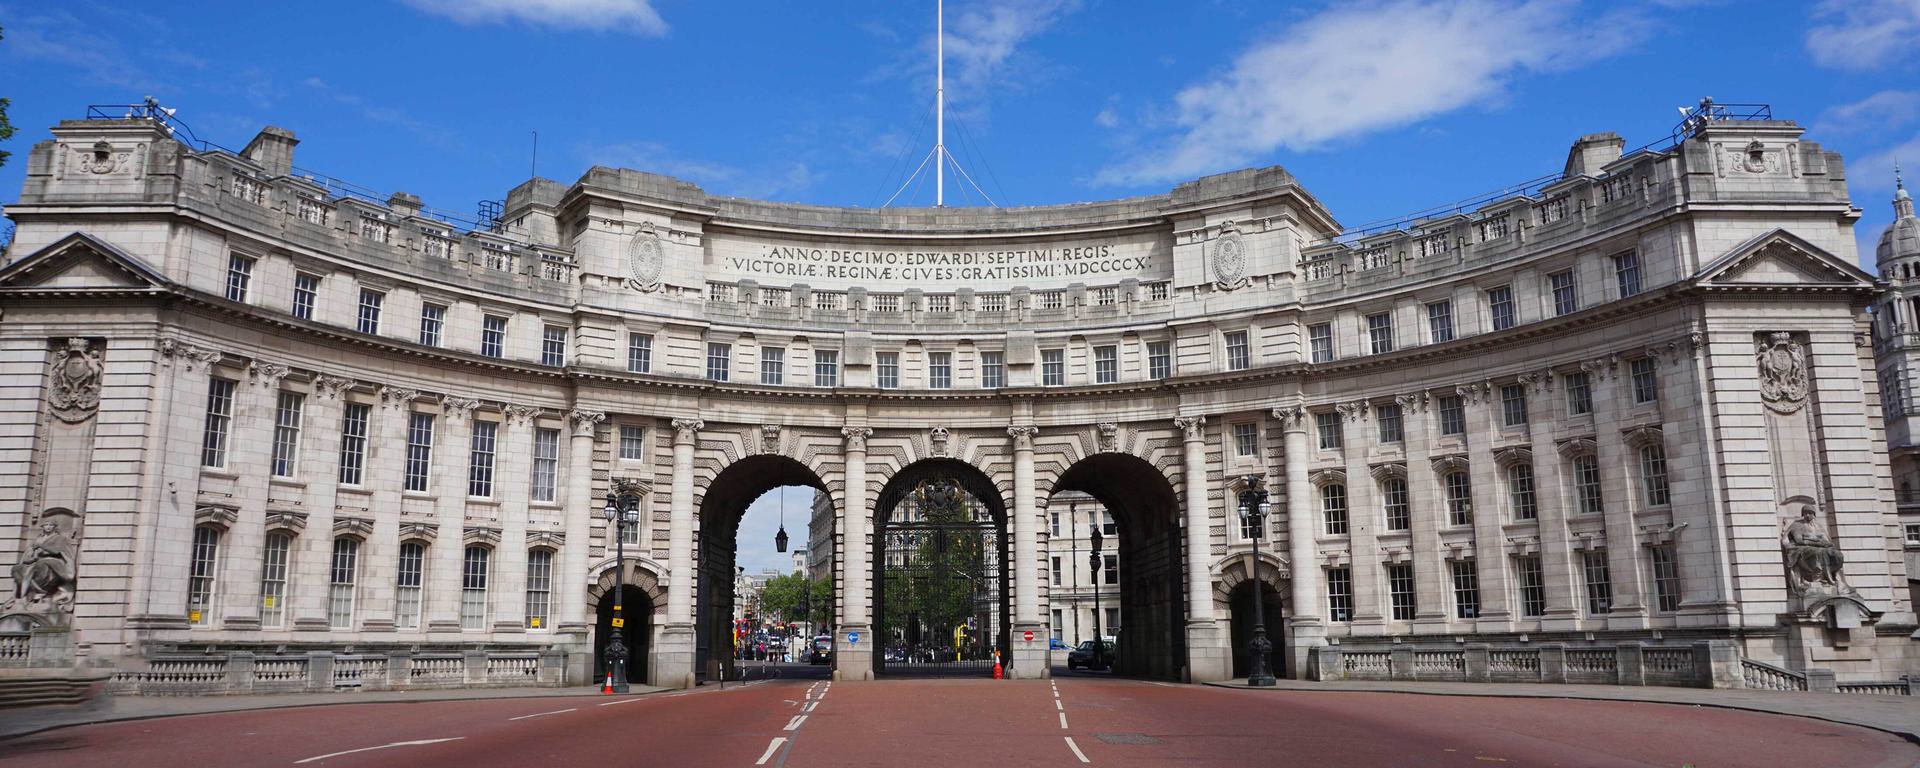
left=803, top=702, right=818, bottom=712
left=1054, top=700, right=1064, bottom=711
left=508, top=707, right=576, bottom=721
left=755, top=737, right=788, bottom=765
left=294, top=738, right=464, bottom=764
left=1064, top=736, right=1090, bottom=763
left=1058, top=712, right=1069, bottom=729
left=599, top=695, right=657, bottom=706
left=784, top=715, right=809, bottom=731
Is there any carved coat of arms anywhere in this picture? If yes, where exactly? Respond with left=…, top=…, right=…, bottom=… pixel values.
left=627, top=225, right=665, bottom=292
left=1756, top=332, right=1808, bottom=413
left=48, top=339, right=103, bottom=423
left=1211, top=221, right=1248, bottom=290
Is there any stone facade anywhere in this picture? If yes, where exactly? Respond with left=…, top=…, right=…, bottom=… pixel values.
left=0, top=105, right=1914, bottom=694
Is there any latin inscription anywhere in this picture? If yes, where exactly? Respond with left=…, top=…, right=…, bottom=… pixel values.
left=726, top=244, right=1149, bottom=281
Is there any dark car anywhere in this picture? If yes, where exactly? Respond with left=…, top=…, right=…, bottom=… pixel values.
left=809, top=635, right=833, bottom=664
left=1066, top=640, right=1112, bottom=671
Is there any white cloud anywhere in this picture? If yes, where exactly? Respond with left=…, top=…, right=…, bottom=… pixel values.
left=944, top=0, right=1080, bottom=98
left=1806, top=0, right=1920, bottom=70
left=399, top=0, right=667, bottom=35
left=1095, top=0, right=1642, bottom=186
left=578, top=142, right=823, bottom=200
left=1815, top=90, right=1920, bottom=137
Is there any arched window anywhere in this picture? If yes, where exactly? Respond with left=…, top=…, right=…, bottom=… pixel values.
left=1380, top=477, right=1409, bottom=532
left=525, top=548, right=554, bottom=630
left=188, top=525, right=223, bottom=626
left=461, top=546, right=492, bottom=630
left=328, top=537, right=362, bottom=629
left=260, top=532, right=293, bottom=628
left=1444, top=472, right=1472, bottom=526
left=396, top=542, right=426, bottom=629
left=1321, top=484, right=1349, bottom=536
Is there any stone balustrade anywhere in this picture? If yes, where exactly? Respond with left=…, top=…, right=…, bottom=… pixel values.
left=104, top=646, right=570, bottom=696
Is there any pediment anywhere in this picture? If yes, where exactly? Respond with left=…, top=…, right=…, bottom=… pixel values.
left=0, top=232, right=170, bottom=291
left=1695, top=229, right=1875, bottom=290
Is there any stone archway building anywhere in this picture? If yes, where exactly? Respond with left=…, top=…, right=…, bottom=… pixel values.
left=0, top=106, right=1914, bottom=692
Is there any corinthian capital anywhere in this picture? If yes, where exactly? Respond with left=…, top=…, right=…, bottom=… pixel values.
left=1269, top=406, right=1306, bottom=429
left=313, top=374, right=356, bottom=399
left=248, top=360, right=292, bottom=388
left=1174, top=415, right=1206, bottom=441
left=671, top=417, right=704, bottom=443
left=160, top=339, right=224, bottom=371
left=442, top=396, right=482, bottom=420
left=1006, top=425, right=1038, bottom=449
left=841, top=425, right=872, bottom=450
left=571, top=410, right=608, bottom=437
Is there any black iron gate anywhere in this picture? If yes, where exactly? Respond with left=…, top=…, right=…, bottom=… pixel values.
left=874, top=482, right=1009, bottom=677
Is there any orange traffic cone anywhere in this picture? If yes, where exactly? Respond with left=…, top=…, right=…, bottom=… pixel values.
left=602, top=672, right=615, bottom=694
left=992, top=658, right=1003, bottom=679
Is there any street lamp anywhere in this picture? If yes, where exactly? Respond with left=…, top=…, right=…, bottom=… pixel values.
left=1088, top=511, right=1105, bottom=671
left=1236, top=474, right=1277, bottom=687
left=602, top=486, right=642, bottom=693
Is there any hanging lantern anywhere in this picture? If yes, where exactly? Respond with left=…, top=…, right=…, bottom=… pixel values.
left=775, top=523, right=789, bottom=553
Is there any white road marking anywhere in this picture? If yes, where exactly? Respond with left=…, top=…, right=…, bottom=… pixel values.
left=294, top=738, right=463, bottom=764
left=1146, top=681, right=1179, bottom=688
left=784, top=715, right=808, bottom=731
left=1064, top=736, right=1090, bottom=763
left=1054, top=700, right=1063, bottom=711
left=1058, top=712, right=1069, bottom=729
left=508, top=708, right=575, bottom=721
left=756, top=737, right=788, bottom=765
left=599, top=695, right=659, bottom=706
left=803, top=702, right=818, bottom=712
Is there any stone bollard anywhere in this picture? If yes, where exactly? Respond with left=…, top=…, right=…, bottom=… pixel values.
left=1464, top=644, right=1491, bottom=683
left=1540, top=645, right=1567, bottom=684
left=1806, top=668, right=1838, bottom=693
left=307, top=651, right=335, bottom=692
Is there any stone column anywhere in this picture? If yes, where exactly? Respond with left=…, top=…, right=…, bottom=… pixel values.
left=1275, top=406, right=1324, bottom=677
left=559, top=409, right=602, bottom=633
left=1523, top=373, right=1580, bottom=631
left=1461, top=383, right=1513, bottom=628
left=366, top=385, right=418, bottom=630
left=293, top=375, right=354, bottom=632
left=427, top=395, right=476, bottom=635
left=492, top=408, right=535, bottom=634
left=1402, top=394, right=1450, bottom=630
left=218, top=360, right=290, bottom=630
left=655, top=417, right=702, bottom=689
left=1176, top=416, right=1229, bottom=682
left=131, top=340, right=223, bottom=627
left=836, top=426, right=874, bottom=681
left=1340, top=402, right=1386, bottom=633
left=1007, top=425, right=1047, bottom=679
left=1587, top=357, right=1649, bottom=625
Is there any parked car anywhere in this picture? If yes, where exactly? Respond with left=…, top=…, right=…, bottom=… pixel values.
left=1066, top=640, right=1113, bottom=671
left=809, top=635, right=834, bottom=664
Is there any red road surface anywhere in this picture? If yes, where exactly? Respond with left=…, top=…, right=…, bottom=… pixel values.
left=3, top=676, right=1913, bottom=767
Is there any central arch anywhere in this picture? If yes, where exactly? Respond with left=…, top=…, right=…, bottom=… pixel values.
left=1049, top=452, right=1185, bottom=680
left=872, top=458, right=1012, bottom=677
left=695, top=454, right=830, bottom=683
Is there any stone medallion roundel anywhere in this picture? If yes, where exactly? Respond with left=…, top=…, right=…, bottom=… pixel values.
left=1212, top=222, right=1247, bottom=290
left=628, top=226, right=664, bottom=291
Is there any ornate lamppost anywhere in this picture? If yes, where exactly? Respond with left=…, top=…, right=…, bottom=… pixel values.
left=1088, top=512, right=1105, bottom=671
left=602, top=484, right=643, bottom=693
left=1236, top=474, right=1276, bottom=686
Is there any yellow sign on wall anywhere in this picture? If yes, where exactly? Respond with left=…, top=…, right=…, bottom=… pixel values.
left=529, top=617, right=541, bottom=628
left=188, top=610, right=202, bottom=622
left=611, top=617, right=625, bottom=628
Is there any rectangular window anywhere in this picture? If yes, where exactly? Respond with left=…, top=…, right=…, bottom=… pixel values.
left=1550, top=270, right=1578, bottom=316
left=876, top=352, right=900, bottom=389
left=1438, top=395, right=1465, bottom=436
left=981, top=351, right=1006, bottom=388
left=201, top=377, right=236, bottom=468
left=1326, top=567, right=1354, bottom=622
left=1631, top=358, right=1659, bottom=404
left=292, top=273, right=319, bottom=320
left=761, top=346, right=786, bottom=385
left=1239, top=498, right=1267, bottom=540
left=226, top=254, right=255, bottom=303
left=1382, top=478, right=1410, bottom=531
left=815, top=349, right=840, bottom=387
left=1051, top=556, right=1062, bottom=586
left=461, top=547, right=491, bottom=630
left=541, top=325, right=567, bottom=367
left=1650, top=545, right=1681, bottom=613
left=1445, top=472, right=1473, bottom=526
left=1102, top=511, right=1116, bottom=537
left=526, top=549, right=553, bottom=630
left=189, top=527, right=220, bottom=625
left=1581, top=550, right=1613, bottom=615
left=1376, top=403, right=1403, bottom=443
left=1565, top=371, right=1593, bottom=416
left=1507, top=463, right=1537, bottom=521
left=1102, top=554, right=1118, bottom=585
left=628, top=333, right=653, bottom=373
left=356, top=289, right=384, bottom=335
left=1488, top=285, right=1516, bottom=331
left=1147, top=341, right=1172, bottom=380
left=1321, top=484, right=1349, bottom=536
left=260, top=533, right=290, bottom=628
left=1613, top=251, right=1641, bottom=297
left=619, top=425, right=647, bottom=461
left=1515, top=555, right=1545, bottom=618
left=531, top=427, right=559, bottom=503
left=1233, top=422, right=1259, bottom=457
left=1093, top=346, right=1117, bottom=384
left=418, top=303, right=446, bottom=347
left=1573, top=455, right=1603, bottom=515
left=1367, top=313, right=1394, bottom=354
left=1225, top=330, right=1251, bottom=370
left=396, top=542, right=424, bottom=628
left=467, top=420, right=498, bottom=498
left=1042, top=349, right=1065, bottom=386
left=1315, top=412, right=1342, bottom=451
left=1451, top=559, right=1479, bottom=619
left=1049, top=512, right=1061, bottom=538
left=481, top=315, right=507, bottom=358
left=927, top=351, right=951, bottom=389
left=271, top=391, right=304, bottom=478
left=1427, top=301, right=1454, bottom=343
left=1501, top=384, right=1528, bottom=427
left=404, top=412, right=434, bottom=493
left=1387, top=563, right=1416, bottom=621
left=1308, top=323, right=1333, bottom=363
left=707, top=342, right=732, bottom=382
left=1640, top=444, right=1671, bottom=507
left=338, top=403, right=370, bottom=486
left=329, top=538, right=360, bottom=629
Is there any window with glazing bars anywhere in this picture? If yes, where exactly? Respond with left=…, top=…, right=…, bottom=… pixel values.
left=1382, top=477, right=1409, bottom=531
left=1445, top=471, right=1472, bottom=526
left=1102, top=554, right=1118, bottom=585
left=1573, top=455, right=1603, bottom=514
left=461, top=546, right=491, bottom=630
left=1649, top=544, right=1681, bottom=612
left=356, top=289, right=384, bottom=334
left=189, top=526, right=220, bottom=624
left=1501, top=384, right=1528, bottom=427
left=481, top=315, right=507, bottom=358
left=1387, top=563, right=1416, bottom=621
left=1507, top=463, right=1537, bottom=521
left=202, top=378, right=236, bottom=468
left=292, top=273, right=319, bottom=320
left=1613, top=251, right=1641, bottom=297
left=1147, top=341, right=1172, bottom=379
left=329, top=538, right=359, bottom=629
left=1438, top=395, right=1465, bottom=435
left=1367, top=313, right=1394, bottom=354
left=927, top=351, right=950, bottom=389
left=541, top=326, right=567, bottom=366
left=981, top=351, right=1005, bottom=388
left=1316, top=412, right=1342, bottom=451
left=707, top=343, right=731, bottom=382
left=1550, top=271, right=1578, bottom=316
left=619, top=425, right=646, bottom=461
left=270, top=391, right=304, bottom=478
left=1515, top=555, right=1545, bottom=617
left=404, top=412, right=434, bottom=493
left=1451, top=559, right=1479, bottom=618
left=467, top=420, right=498, bottom=498
left=760, top=346, right=785, bottom=385
left=1427, top=301, right=1453, bottom=343
left=260, top=532, right=290, bottom=628
left=525, top=549, right=553, bottom=629
left=1640, top=444, right=1671, bottom=506
left=1232, top=422, right=1259, bottom=457
left=1487, top=286, right=1515, bottom=331
left=815, top=349, right=840, bottom=387
left=531, top=428, right=559, bottom=503
left=1321, top=484, right=1349, bottom=536
left=1224, top=330, right=1250, bottom=370
left=1309, top=323, right=1333, bottom=363
left=1376, top=403, right=1403, bottom=443
left=1564, top=371, right=1593, bottom=415
left=1631, top=357, right=1659, bottom=404
left=338, top=403, right=369, bottom=485
left=226, top=254, right=254, bottom=303
left=1326, top=568, right=1353, bottom=622
left=396, top=542, right=424, bottom=628
left=875, top=352, right=900, bottom=389
left=417, top=303, right=445, bottom=347
left=1041, top=349, right=1065, bottom=386
left=1581, top=550, right=1612, bottom=615
left=628, top=333, right=652, bottom=373
left=1093, top=345, right=1117, bottom=384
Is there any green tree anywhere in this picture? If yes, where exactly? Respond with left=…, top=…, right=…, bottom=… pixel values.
left=0, top=25, right=14, bottom=169
left=757, top=571, right=833, bottom=628
left=882, top=480, right=992, bottom=656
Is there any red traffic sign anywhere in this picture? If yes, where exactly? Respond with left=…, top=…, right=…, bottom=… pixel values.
left=1023, top=630, right=1034, bottom=642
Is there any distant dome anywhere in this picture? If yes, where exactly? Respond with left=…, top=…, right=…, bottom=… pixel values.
left=1878, top=174, right=1919, bottom=268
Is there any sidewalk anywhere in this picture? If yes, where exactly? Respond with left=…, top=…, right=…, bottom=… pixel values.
left=0, top=683, right=669, bottom=741
left=1204, top=678, right=1920, bottom=744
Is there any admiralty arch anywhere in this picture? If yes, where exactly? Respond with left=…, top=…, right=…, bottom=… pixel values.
left=1, top=102, right=1915, bottom=694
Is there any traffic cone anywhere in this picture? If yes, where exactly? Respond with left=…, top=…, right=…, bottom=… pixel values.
left=992, top=658, right=1003, bottom=679
left=602, top=672, right=615, bottom=694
